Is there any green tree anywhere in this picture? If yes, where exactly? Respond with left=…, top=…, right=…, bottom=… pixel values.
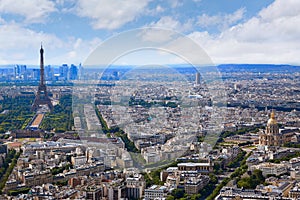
left=166, top=196, right=175, bottom=200
left=237, top=170, right=265, bottom=189
left=171, top=189, right=185, bottom=199
left=209, top=174, right=218, bottom=184
left=191, top=194, right=201, bottom=200
left=40, top=94, right=74, bottom=132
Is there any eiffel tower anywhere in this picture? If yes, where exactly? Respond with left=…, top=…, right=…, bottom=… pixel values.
left=32, top=45, right=53, bottom=111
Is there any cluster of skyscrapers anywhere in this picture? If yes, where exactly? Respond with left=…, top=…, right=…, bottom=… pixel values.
left=44, top=63, right=80, bottom=81
left=0, top=63, right=81, bottom=82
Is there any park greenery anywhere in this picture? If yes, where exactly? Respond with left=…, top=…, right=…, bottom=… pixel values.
left=0, top=92, right=75, bottom=134
left=129, top=97, right=178, bottom=108
left=51, top=163, right=72, bottom=175
left=7, top=188, right=30, bottom=196
left=237, top=169, right=265, bottom=189
left=143, top=162, right=179, bottom=187
left=284, top=142, right=300, bottom=149
left=218, top=126, right=261, bottom=142
left=40, top=95, right=73, bottom=133
left=93, top=100, right=297, bottom=198
left=143, top=170, right=163, bottom=188
left=206, top=151, right=251, bottom=200
left=54, top=180, right=68, bottom=186
left=141, top=159, right=219, bottom=200
left=0, top=149, right=21, bottom=194
left=95, top=108, right=139, bottom=153
left=0, top=134, right=9, bottom=139
left=0, top=96, right=35, bottom=133
left=114, top=131, right=139, bottom=153
left=227, top=151, right=247, bottom=168
left=95, top=108, right=108, bottom=132
left=269, top=151, right=300, bottom=163
left=164, top=173, right=218, bottom=200
left=0, top=82, right=73, bottom=87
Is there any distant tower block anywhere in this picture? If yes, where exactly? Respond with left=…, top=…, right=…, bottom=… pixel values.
left=195, top=72, right=200, bottom=85
left=32, top=45, right=53, bottom=111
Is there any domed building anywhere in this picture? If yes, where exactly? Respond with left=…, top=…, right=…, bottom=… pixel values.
left=259, top=110, right=281, bottom=147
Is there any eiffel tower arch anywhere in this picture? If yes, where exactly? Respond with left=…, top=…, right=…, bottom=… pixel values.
left=32, top=45, right=53, bottom=111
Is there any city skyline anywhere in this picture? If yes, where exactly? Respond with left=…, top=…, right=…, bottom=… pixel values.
left=1, top=1, right=300, bottom=198
left=0, top=0, right=300, bottom=65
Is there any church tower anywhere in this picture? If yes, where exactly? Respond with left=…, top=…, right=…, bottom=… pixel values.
left=259, top=110, right=281, bottom=147
left=32, top=45, right=53, bottom=111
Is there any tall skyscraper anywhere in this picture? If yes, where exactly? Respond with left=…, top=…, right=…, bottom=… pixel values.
left=69, top=64, right=78, bottom=80
left=44, top=65, right=53, bottom=81
left=59, top=64, right=69, bottom=81
left=14, top=65, right=27, bottom=80
left=78, top=63, right=83, bottom=80
left=32, top=69, right=40, bottom=81
left=195, top=72, right=200, bottom=85
left=32, top=45, right=53, bottom=111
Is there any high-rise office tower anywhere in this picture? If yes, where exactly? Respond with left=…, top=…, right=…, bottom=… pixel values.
left=195, top=72, right=200, bottom=85
left=69, top=64, right=78, bottom=80
left=14, top=65, right=27, bottom=80
left=44, top=65, right=53, bottom=81
left=59, top=64, right=69, bottom=81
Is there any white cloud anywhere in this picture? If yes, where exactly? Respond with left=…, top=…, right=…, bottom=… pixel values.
left=1, top=0, right=299, bottom=65
left=197, top=14, right=219, bottom=28
left=0, top=22, right=101, bottom=65
left=0, top=23, right=63, bottom=64
left=0, top=16, right=5, bottom=24
left=62, top=37, right=102, bottom=63
left=150, top=16, right=180, bottom=30
left=139, top=28, right=175, bottom=43
left=168, top=0, right=183, bottom=8
left=155, top=5, right=164, bottom=13
left=0, top=23, right=62, bottom=51
left=73, top=38, right=82, bottom=50
left=0, top=0, right=56, bottom=23
left=145, top=5, right=165, bottom=16
left=226, top=8, right=246, bottom=25
left=221, top=1, right=300, bottom=43
left=259, top=0, right=300, bottom=21
left=188, top=0, right=300, bottom=65
left=76, top=0, right=150, bottom=30
left=162, top=35, right=212, bottom=65
left=197, top=8, right=246, bottom=30
left=149, top=16, right=193, bottom=32
left=188, top=31, right=213, bottom=45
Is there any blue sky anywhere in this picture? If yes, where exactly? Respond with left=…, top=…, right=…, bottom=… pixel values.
left=0, top=0, right=299, bottom=65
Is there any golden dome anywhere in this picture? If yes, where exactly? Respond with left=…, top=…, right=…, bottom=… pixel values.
left=267, top=110, right=277, bottom=125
